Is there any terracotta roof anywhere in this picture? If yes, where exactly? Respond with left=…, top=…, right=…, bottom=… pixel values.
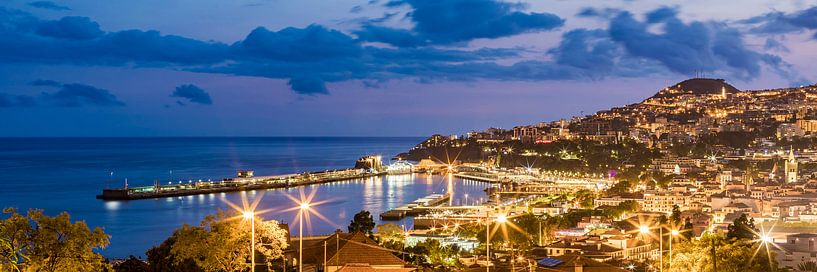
left=300, top=232, right=407, bottom=268
left=337, top=263, right=416, bottom=272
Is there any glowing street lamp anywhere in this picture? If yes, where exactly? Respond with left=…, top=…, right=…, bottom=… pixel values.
left=670, top=229, right=680, bottom=269
left=243, top=210, right=255, bottom=272
left=299, top=202, right=311, bottom=272
left=639, top=225, right=663, bottom=272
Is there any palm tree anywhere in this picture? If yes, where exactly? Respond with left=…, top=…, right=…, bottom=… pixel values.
left=798, top=261, right=817, bottom=272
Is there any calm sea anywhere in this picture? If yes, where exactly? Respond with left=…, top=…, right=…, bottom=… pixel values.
left=0, top=137, right=490, bottom=258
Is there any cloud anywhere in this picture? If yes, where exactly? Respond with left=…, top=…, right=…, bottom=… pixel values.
left=360, top=0, right=564, bottom=46
left=236, top=25, right=361, bottom=62
left=171, top=84, right=213, bottom=105
left=31, top=79, right=125, bottom=107
left=743, top=6, right=817, bottom=38
left=0, top=6, right=802, bottom=95
left=0, top=93, right=36, bottom=107
left=607, top=8, right=783, bottom=79
left=27, top=1, right=70, bottom=11
left=36, top=16, right=103, bottom=40
left=644, top=6, right=677, bottom=23
left=287, top=76, right=329, bottom=95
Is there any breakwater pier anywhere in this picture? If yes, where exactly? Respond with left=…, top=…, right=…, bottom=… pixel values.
left=97, top=168, right=385, bottom=200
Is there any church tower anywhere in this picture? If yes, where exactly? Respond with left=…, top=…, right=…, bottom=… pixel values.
left=785, top=147, right=798, bottom=183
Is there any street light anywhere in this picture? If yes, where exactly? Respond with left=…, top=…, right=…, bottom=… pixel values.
left=670, top=229, right=679, bottom=270
left=243, top=210, right=255, bottom=272
left=486, top=213, right=508, bottom=272
left=299, top=202, right=311, bottom=272
left=639, top=225, right=663, bottom=272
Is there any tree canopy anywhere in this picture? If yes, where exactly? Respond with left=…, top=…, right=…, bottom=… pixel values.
left=0, top=208, right=111, bottom=272
left=348, top=210, right=375, bottom=235
left=727, top=214, right=758, bottom=241
left=147, top=209, right=288, bottom=272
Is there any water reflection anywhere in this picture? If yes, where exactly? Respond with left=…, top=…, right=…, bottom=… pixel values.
left=98, top=174, right=489, bottom=257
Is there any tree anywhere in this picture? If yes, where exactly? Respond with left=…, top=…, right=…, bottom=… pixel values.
left=112, top=256, right=149, bottom=272
left=1, top=208, right=32, bottom=272
left=145, top=233, right=202, bottom=272
left=348, top=210, right=375, bottom=235
left=0, top=208, right=111, bottom=272
left=670, top=205, right=682, bottom=226
left=727, top=214, right=758, bottom=240
left=667, top=234, right=781, bottom=272
left=156, top=210, right=288, bottom=272
left=406, top=239, right=459, bottom=269
left=375, top=223, right=404, bottom=243
left=681, top=218, right=694, bottom=241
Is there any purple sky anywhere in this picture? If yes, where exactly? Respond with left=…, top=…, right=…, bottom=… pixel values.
left=0, top=0, right=815, bottom=136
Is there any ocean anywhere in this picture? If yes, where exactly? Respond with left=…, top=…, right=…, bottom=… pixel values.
left=0, top=137, right=490, bottom=257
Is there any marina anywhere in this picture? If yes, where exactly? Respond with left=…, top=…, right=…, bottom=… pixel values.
left=379, top=193, right=451, bottom=220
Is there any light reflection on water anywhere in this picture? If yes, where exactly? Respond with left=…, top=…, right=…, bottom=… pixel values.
left=99, top=174, right=488, bottom=257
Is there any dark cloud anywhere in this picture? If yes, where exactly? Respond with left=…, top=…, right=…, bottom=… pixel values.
left=36, top=16, right=103, bottom=40
left=31, top=80, right=125, bottom=107
left=576, top=7, right=620, bottom=19
left=0, top=93, right=36, bottom=107
left=171, top=84, right=213, bottom=105
left=27, top=1, right=70, bottom=11
left=361, top=0, right=564, bottom=46
left=608, top=8, right=781, bottom=79
left=548, top=29, right=618, bottom=77
left=0, top=6, right=801, bottom=95
left=354, top=24, right=425, bottom=47
left=644, top=6, right=677, bottom=23
left=744, top=6, right=817, bottom=38
left=236, top=25, right=361, bottom=61
left=287, top=76, right=329, bottom=95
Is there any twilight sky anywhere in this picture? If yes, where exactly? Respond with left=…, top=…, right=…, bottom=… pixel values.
left=0, top=0, right=816, bottom=137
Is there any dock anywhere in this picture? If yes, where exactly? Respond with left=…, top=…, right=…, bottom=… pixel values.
left=380, top=193, right=450, bottom=220
left=97, top=168, right=385, bottom=201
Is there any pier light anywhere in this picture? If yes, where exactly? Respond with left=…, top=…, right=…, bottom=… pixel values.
left=243, top=210, right=254, bottom=219
left=300, top=202, right=311, bottom=210
left=495, top=214, right=507, bottom=224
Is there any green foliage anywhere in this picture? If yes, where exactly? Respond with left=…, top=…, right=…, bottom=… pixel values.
left=572, top=189, right=596, bottom=209
left=404, top=239, right=460, bottom=269
left=667, top=234, right=781, bottom=272
left=149, top=209, right=288, bottom=272
left=670, top=205, right=682, bottom=226
left=348, top=210, right=375, bottom=235
left=727, top=214, right=758, bottom=241
left=601, top=200, right=640, bottom=219
left=0, top=208, right=111, bottom=272
left=375, top=223, right=404, bottom=243
left=0, top=208, right=30, bottom=272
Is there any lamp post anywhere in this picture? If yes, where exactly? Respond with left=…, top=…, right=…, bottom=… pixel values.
left=669, top=229, right=679, bottom=269
left=485, top=211, right=490, bottom=272
left=639, top=225, right=662, bottom=272
left=243, top=211, right=255, bottom=272
left=299, top=202, right=310, bottom=272
left=488, top=213, right=507, bottom=272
